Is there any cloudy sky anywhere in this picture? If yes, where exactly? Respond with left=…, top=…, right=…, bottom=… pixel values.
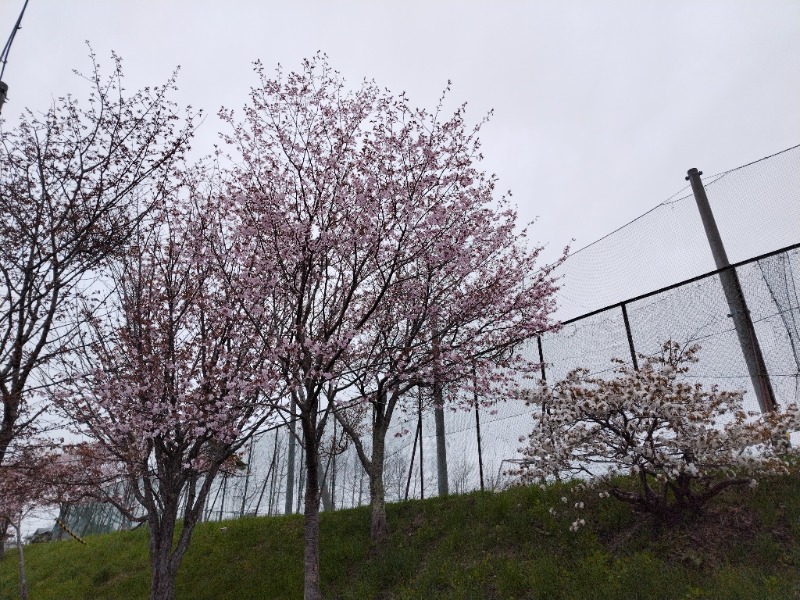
left=2, top=0, right=799, bottom=279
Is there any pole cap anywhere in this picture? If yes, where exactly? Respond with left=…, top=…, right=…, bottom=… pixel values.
left=685, top=168, right=703, bottom=181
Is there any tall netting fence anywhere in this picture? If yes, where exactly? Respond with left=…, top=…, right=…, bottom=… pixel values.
left=54, top=146, right=800, bottom=534
left=553, top=145, right=800, bottom=321
left=190, top=244, right=800, bottom=523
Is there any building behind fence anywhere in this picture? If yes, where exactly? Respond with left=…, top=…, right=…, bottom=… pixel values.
left=55, top=145, right=800, bottom=535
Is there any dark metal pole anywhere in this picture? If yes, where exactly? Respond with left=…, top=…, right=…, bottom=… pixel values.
left=621, top=303, right=639, bottom=371
left=218, top=474, right=228, bottom=521
left=331, top=416, right=338, bottom=511
left=404, top=414, right=421, bottom=501
left=418, top=389, right=424, bottom=500
left=296, top=433, right=305, bottom=514
left=432, top=332, right=449, bottom=497
left=254, top=433, right=278, bottom=515
left=207, top=476, right=223, bottom=521
left=686, top=168, right=777, bottom=412
left=471, top=364, right=485, bottom=492
left=239, top=440, right=255, bottom=517
left=536, top=336, right=547, bottom=381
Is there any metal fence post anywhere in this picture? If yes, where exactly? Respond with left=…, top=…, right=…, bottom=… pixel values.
left=284, top=400, right=297, bottom=515
left=218, top=474, right=228, bottom=521
left=537, top=336, right=547, bottom=381
left=471, top=364, right=485, bottom=492
left=686, top=168, right=777, bottom=412
left=240, top=440, right=255, bottom=517
left=621, top=303, right=639, bottom=371
left=418, top=389, right=424, bottom=500
left=404, top=411, right=421, bottom=501
left=331, top=417, right=338, bottom=511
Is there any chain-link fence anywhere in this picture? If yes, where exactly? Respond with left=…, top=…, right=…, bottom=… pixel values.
left=54, top=145, right=800, bottom=534
left=190, top=243, right=799, bottom=523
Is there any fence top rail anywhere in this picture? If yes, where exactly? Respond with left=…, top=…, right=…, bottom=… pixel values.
left=555, top=241, right=800, bottom=329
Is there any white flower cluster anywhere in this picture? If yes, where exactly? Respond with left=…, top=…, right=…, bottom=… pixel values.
left=569, top=518, right=585, bottom=532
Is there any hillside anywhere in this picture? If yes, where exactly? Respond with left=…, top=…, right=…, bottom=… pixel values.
left=2, top=476, right=799, bottom=599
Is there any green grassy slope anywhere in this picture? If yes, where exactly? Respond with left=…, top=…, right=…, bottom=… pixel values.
left=2, top=476, right=799, bottom=599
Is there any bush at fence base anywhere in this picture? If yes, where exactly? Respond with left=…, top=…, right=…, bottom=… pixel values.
left=517, top=341, right=799, bottom=522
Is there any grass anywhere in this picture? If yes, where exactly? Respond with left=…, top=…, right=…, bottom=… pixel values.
left=1, top=475, right=799, bottom=599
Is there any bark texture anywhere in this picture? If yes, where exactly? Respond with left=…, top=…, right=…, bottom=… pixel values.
left=14, top=522, right=28, bottom=600
left=302, top=419, right=324, bottom=600
left=368, top=443, right=388, bottom=543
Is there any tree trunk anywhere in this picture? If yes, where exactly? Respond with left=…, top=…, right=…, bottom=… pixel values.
left=434, top=389, right=449, bottom=497
left=318, top=453, right=334, bottom=512
left=333, top=388, right=394, bottom=545
left=0, top=518, right=7, bottom=561
left=149, top=557, right=177, bottom=600
left=148, top=515, right=180, bottom=600
left=286, top=398, right=297, bottom=515
left=368, top=426, right=388, bottom=544
left=302, top=422, right=324, bottom=600
left=12, top=520, right=28, bottom=600
left=320, top=480, right=333, bottom=512
left=0, top=392, right=21, bottom=466
left=146, top=496, right=200, bottom=600
left=432, top=325, right=448, bottom=497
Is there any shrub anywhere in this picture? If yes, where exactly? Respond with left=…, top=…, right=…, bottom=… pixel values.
left=518, top=342, right=799, bottom=521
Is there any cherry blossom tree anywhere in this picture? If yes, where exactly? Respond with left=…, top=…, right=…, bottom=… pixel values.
left=518, top=342, right=799, bottom=522
left=0, top=51, right=197, bottom=553
left=0, top=442, right=96, bottom=600
left=54, top=193, right=280, bottom=600
left=0, top=448, right=54, bottom=600
left=219, top=55, right=564, bottom=597
left=330, top=170, right=563, bottom=544
left=219, top=58, right=400, bottom=599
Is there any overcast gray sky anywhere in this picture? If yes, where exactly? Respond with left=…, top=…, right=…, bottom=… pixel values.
left=2, top=0, right=799, bottom=269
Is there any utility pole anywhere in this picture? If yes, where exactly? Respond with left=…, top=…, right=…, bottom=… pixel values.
left=686, top=168, right=777, bottom=413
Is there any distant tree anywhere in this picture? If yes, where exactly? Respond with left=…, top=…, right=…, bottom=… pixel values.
left=219, top=55, right=563, bottom=599
left=0, top=443, right=92, bottom=600
left=518, top=342, right=799, bottom=522
left=54, top=194, right=280, bottom=600
left=0, top=51, right=197, bottom=554
left=0, top=448, right=51, bottom=600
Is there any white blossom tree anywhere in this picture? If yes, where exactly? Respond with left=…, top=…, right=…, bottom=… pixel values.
left=518, top=342, right=799, bottom=521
